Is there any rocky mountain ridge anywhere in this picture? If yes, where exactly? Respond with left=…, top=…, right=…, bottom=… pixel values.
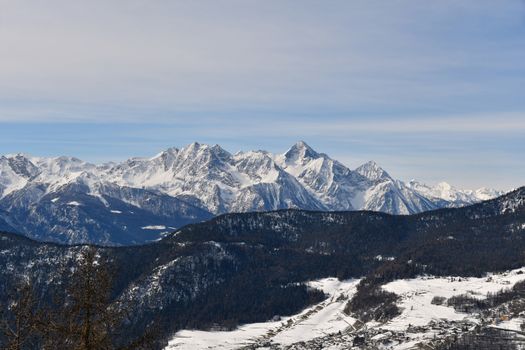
left=0, top=141, right=504, bottom=244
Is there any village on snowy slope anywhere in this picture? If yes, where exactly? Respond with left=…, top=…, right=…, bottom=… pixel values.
left=168, top=268, right=525, bottom=350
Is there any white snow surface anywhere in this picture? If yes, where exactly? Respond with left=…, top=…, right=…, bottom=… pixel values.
left=0, top=142, right=505, bottom=215
left=375, top=268, right=525, bottom=349
left=492, top=318, right=525, bottom=332
left=141, top=225, right=167, bottom=230
left=406, top=180, right=504, bottom=206
left=382, top=268, right=525, bottom=331
left=166, top=268, right=525, bottom=350
left=166, top=278, right=360, bottom=349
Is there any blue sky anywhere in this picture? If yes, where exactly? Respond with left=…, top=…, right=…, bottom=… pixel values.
left=0, top=0, right=524, bottom=189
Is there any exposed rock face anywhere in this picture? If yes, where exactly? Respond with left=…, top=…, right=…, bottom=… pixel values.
left=0, top=142, right=504, bottom=244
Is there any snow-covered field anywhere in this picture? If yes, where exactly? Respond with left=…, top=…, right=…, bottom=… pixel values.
left=383, top=269, right=525, bottom=329
left=379, top=268, right=525, bottom=349
left=166, top=278, right=360, bottom=349
left=166, top=268, right=525, bottom=349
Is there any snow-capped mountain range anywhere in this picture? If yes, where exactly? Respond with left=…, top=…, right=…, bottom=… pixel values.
left=0, top=141, right=504, bottom=245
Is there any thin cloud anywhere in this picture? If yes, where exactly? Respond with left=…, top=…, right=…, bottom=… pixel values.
left=0, top=1, right=524, bottom=120
left=0, top=1, right=523, bottom=189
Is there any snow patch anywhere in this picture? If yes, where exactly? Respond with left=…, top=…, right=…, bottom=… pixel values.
left=141, top=225, right=166, bottom=230
left=375, top=255, right=395, bottom=261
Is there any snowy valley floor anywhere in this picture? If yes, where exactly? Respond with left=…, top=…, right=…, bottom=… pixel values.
left=166, top=269, right=525, bottom=349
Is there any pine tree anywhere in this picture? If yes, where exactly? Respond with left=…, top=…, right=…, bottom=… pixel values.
left=44, top=247, right=121, bottom=349
left=0, top=280, right=42, bottom=350
left=42, top=247, right=156, bottom=350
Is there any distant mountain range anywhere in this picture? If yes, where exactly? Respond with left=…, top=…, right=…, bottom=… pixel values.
left=1, top=187, right=524, bottom=348
left=0, top=141, right=504, bottom=245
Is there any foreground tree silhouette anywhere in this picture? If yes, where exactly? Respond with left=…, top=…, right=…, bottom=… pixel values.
left=0, top=247, right=156, bottom=350
left=43, top=247, right=121, bottom=349
left=46, top=247, right=156, bottom=349
left=0, top=281, right=42, bottom=350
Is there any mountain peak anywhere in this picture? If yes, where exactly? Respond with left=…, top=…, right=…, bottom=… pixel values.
left=150, top=146, right=179, bottom=160
left=435, top=182, right=453, bottom=190
left=294, top=140, right=310, bottom=149
left=355, top=161, right=391, bottom=181
left=186, top=141, right=204, bottom=150
left=180, top=142, right=213, bottom=157
left=284, top=141, right=319, bottom=162
left=3, top=154, right=40, bottom=179
left=211, top=144, right=232, bottom=162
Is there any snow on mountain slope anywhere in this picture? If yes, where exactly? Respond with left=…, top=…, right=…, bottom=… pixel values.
left=231, top=150, right=325, bottom=212
left=106, top=143, right=324, bottom=214
left=377, top=268, right=525, bottom=349
left=276, top=141, right=370, bottom=211
left=166, top=268, right=525, bottom=350
left=382, top=271, right=525, bottom=331
left=166, top=278, right=361, bottom=350
left=354, top=161, right=445, bottom=214
left=474, top=187, right=506, bottom=201
left=355, top=160, right=392, bottom=182
left=0, top=163, right=213, bottom=245
left=358, top=179, right=437, bottom=215
left=495, top=187, right=525, bottom=215
left=0, top=155, right=38, bottom=198
left=406, top=180, right=504, bottom=207
left=30, top=155, right=98, bottom=181
left=0, top=142, right=505, bottom=244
